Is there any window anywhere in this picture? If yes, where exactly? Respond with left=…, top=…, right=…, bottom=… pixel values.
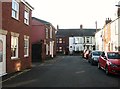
left=59, top=38, right=62, bottom=43
left=46, top=28, right=48, bottom=39
left=50, top=26, right=52, bottom=38
left=56, top=38, right=59, bottom=43
left=46, top=44, right=48, bottom=55
left=86, top=37, right=89, bottom=43
left=11, top=36, right=18, bottom=59
left=12, top=0, right=19, bottom=20
left=59, top=47, right=62, bottom=52
left=24, top=36, right=29, bottom=57
left=24, top=6, right=30, bottom=25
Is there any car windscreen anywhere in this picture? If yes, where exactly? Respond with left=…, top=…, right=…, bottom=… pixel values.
left=107, top=52, right=120, bottom=59
left=92, top=51, right=102, bottom=56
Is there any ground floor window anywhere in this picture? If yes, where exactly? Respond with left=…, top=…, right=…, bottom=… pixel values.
left=11, top=36, right=18, bottom=59
left=24, top=36, right=29, bottom=57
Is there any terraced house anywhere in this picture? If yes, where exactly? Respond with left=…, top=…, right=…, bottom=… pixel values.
left=31, top=17, right=57, bottom=63
left=0, top=0, right=33, bottom=76
left=56, top=25, right=98, bottom=55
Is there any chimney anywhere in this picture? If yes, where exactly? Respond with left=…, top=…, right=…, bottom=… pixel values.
left=117, top=1, right=120, bottom=17
left=57, top=25, right=59, bottom=30
left=80, top=24, right=83, bottom=30
left=95, top=21, right=97, bottom=32
left=105, top=18, right=112, bottom=25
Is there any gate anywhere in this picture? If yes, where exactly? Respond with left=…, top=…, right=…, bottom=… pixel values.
left=32, top=43, right=42, bottom=62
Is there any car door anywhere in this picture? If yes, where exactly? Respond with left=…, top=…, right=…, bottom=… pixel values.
left=101, top=56, right=107, bottom=69
left=99, top=52, right=106, bottom=68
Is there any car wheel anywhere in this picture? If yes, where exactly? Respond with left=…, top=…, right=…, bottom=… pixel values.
left=98, top=62, right=101, bottom=69
left=105, top=66, right=109, bottom=75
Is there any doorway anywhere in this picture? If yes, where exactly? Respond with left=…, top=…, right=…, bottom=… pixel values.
left=0, top=34, right=6, bottom=76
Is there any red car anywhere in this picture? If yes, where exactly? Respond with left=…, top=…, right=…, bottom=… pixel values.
left=98, top=52, right=120, bottom=75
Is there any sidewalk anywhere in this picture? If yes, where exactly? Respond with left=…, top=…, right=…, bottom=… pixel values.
left=1, top=56, right=61, bottom=83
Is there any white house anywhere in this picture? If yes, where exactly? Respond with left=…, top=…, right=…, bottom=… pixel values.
left=95, top=29, right=103, bottom=51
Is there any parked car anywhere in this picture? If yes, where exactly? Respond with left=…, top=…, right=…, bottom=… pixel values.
left=88, top=51, right=103, bottom=65
left=98, top=51, right=120, bottom=75
left=83, top=49, right=91, bottom=59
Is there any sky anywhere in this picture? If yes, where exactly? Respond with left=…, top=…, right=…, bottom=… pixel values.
left=26, top=0, right=120, bottom=29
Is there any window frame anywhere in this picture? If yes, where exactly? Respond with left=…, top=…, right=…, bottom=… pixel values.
left=12, top=0, right=19, bottom=20
left=59, top=38, right=62, bottom=43
left=46, top=28, right=48, bottom=39
left=24, top=36, right=29, bottom=57
left=24, top=6, right=30, bottom=25
left=50, top=26, right=52, bottom=38
left=11, top=36, right=19, bottom=59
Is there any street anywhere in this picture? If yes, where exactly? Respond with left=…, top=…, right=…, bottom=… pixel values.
left=2, top=56, right=120, bottom=88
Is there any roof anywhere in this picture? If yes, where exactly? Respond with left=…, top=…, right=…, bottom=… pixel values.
left=32, top=17, right=50, bottom=24
left=56, top=28, right=100, bottom=37
left=32, top=17, right=56, bottom=30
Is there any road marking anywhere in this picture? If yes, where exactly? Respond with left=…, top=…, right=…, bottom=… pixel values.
left=1, top=69, right=31, bottom=83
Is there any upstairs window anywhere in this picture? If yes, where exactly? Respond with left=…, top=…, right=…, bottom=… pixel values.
left=86, top=37, right=89, bottom=43
left=50, top=26, right=52, bottom=38
left=24, top=6, right=30, bottom=25
left=59, top=38, right=62, bottom=43
left=46, top=28, right=48, bottom=39
left=12, top=0, right=19, bottom=20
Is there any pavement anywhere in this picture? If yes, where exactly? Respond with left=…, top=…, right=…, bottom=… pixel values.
left=1, top=56, right=62, bottom=83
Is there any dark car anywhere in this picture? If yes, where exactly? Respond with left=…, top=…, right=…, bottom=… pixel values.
left=98, top=51, right=120, bottom=75
left=88, top=51, right=103, bottom=65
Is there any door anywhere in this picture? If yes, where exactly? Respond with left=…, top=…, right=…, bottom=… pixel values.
left=0, top=35, right=6, bottom=76
left=32, top=43, right=42, bottom=62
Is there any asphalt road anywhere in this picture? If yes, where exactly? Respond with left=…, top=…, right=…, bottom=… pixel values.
left=2, top=56, right=120, bottom=88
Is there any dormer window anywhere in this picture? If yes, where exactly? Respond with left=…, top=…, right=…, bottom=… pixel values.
left=24, top=6, right=30, bottom=25
left=12, top=0, right=19, bottom=20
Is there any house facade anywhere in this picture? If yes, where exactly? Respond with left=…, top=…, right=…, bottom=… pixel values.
left=95, top=29, right=103, bottom=51
left=101, top=17, right=120, bottom=52
left=56, top=25, right=97, bottom=54
left=0, top=0, right=33, bottom=76
left=31, top=17, right=56, bottom=62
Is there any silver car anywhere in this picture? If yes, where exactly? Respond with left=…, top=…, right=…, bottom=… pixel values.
left=88, top=51, right=103, bottom=65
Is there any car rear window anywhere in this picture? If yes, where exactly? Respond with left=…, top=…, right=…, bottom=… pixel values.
left=93, top=51, right=102, bottom=56
left=107, top=52, right=120, bottom=59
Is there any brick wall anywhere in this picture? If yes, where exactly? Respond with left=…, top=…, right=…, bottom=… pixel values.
left=2, top=2, right=32, bottom=73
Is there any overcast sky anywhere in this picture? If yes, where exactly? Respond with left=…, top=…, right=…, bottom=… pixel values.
left=27, top=0, right=119, bottom=29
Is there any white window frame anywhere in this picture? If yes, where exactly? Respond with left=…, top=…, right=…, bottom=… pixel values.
left=50, top=26, right=52, bottom=38
left=12, top=0, right=19, bottom=20
left=46, top=44, right=48, bottom=55
left=59, top=38, right=62, bottom=43
left=11, top=36, right=18, bottom=59
left=24, top=36, right=29, bottom=57
left=24, top=6, right=30, bottom=25
left=46, top=28, right=48, bottom=39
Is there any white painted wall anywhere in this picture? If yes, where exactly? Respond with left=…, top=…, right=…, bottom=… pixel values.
left=95, top=30, right=103, bottom=51
left=69, top=37, right=74, bottom=52
left=69, top=36, right=95, bottom=51
left=111, top=18, right=119, bottom=51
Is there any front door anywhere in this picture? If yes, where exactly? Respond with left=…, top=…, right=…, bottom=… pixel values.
left=0, top=35, right=6, bottom=76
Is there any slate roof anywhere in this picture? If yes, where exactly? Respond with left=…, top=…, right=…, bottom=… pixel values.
left=56, top=28, right=100, bottom=37
left=32, top=17, right=50, bottom=24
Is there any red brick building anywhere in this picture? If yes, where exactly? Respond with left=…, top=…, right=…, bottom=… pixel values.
left=0, top=0, right=33, bottom=76
left=31, top=17, right=57, bottom=63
